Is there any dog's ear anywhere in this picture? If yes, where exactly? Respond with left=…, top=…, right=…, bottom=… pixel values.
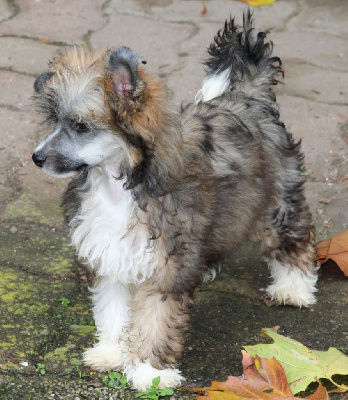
left=108, top=46, right=147, bottom=99
left=34, top=71, right=54, bottom=93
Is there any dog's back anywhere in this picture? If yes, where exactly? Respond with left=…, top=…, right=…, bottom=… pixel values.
left=180, top=13, right=308, bottom=263
left=179, top=12, right=316, bottom=309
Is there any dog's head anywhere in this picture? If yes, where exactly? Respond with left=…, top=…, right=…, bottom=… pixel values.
left=32, top=45, right=173, bottom=183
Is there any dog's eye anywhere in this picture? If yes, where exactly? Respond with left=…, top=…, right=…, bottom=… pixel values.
left=73, top=122, right=89, bottom=132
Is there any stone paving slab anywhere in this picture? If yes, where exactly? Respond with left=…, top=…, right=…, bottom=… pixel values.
left=0, top=1, right=15, bottom=24
left=0, top=0, right=107, bottom=44
left=276, top=95, right=347, bottom=183
left=0, top=264, right=93, bottom=372
left=286, top=0, right=348, bottom=36
left=0, top=375, right=138, bottom=400
left=91, top=14, right=196, bottom=76
left=0, top=37, right=60, bottom=76
left=277, top=63, right=348, bottom=105
left=0, top=70, right=34, bottom=110
left=107, top=0, right=297, bottom=28
left=0, top=221, right=74, bottom=276
left=305, top=181, right=348, bottom=240
left=0, top=0, right=347, bottom=399
left=272, top=31, right=348, bottom=73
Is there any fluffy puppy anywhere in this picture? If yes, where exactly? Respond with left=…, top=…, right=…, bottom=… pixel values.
left=32, top=11, right=317, bottom=390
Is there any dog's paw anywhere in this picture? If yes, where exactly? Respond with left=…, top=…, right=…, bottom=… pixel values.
left=83, top=343, right=123, bottom=371
left=266, top=260, right=318, bottom=307
left=125, top=361, right=183, bottom=391
left=266, top=283, right=317, bottom=307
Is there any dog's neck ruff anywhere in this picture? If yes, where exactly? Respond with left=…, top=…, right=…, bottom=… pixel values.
left=70, top=160, right=156, bottom=285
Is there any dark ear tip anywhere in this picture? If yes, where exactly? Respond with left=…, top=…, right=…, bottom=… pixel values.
left=34, top=71, right=53, bottom=93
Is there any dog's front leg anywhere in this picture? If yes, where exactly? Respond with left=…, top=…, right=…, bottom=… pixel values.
left=123, top=278, right=192, bottom=390
left=83, top=276, right=132, bottom=371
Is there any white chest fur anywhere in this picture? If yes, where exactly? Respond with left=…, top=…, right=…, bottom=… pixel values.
left=70, top=164, right=156, bottom=285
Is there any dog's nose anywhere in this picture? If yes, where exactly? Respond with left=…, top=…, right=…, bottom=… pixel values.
left=32, top=152, right=47, bottom=167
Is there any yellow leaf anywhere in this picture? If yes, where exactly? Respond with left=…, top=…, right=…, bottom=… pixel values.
left=233, top=0, right=277, bottom=7
left=245, top=328, right=348, bottom=394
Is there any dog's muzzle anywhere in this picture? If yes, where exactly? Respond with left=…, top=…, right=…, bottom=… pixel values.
left=32, top=152, right=47, bottom=167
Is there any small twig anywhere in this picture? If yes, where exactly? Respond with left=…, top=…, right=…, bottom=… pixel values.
left=338, top=175, right=348, bottom=183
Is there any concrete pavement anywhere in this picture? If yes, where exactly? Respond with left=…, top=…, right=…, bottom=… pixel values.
left=0, top=0, right=347, bottom=398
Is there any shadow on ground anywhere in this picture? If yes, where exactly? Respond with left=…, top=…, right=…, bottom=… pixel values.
left=0, top=218, right=347, bottom=399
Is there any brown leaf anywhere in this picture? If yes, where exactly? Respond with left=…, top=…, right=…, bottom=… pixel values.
left=308, top=383, right=329, bottom=400
left=317, top=230, right=348, bottom=276
left=196, top=352, right=329, bottom=400
left=196, top=351, right=297, bottom=399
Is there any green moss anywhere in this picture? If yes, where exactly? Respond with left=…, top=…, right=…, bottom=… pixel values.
left=1, top=292, right=17, bottom=302
left=14, top=308, right=25, bottom=315
left=71, top=325, right=96, bottom=336
left=44, top=343, right=79, bottom=364
left=0, top=221, right=75, bottom=276
left=4, top=193, right=63, bottom=225
left=0, top=334, right=17, bottom=348
left=6, top=362, right=18, bottom=368
left=47, top=254, right=73, bottom=275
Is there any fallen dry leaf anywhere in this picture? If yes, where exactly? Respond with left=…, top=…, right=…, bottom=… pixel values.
left=245, top=328, right=348, bottom=394
left=196, top=351, right=329, bottom=399
left=337, top=113, right=348, bottom=120
left=233, top=0, right=277, bottom=7
left=310, top=383, right=330, bottom=400
left=37, top=38, right=55, bottom=44
left=316, top=230, right=348, bottom=276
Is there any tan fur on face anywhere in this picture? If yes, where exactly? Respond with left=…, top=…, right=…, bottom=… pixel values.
left=49, top=46, right=106, bottom=74
left=132, top=68, right=167, bottom=140
left=38, top=46, right=112, bottom=125
left=103, top=66, right=183, bottom=173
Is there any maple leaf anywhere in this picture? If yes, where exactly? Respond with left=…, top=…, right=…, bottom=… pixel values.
left=316, top=230, right=348, bottom=276
left=244, top=328, right=348, bottom=394
left=195, top=351, right=328, bottom=399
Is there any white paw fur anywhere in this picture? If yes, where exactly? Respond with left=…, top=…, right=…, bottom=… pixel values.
left=266, top=259, right=318, bottom=307
left=125, top=360, right=183, bottom=391
left=83, top=343, right=124, bottom=371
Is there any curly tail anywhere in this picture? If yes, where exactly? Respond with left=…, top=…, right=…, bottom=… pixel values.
left=196, top=10, right=283, bottom=104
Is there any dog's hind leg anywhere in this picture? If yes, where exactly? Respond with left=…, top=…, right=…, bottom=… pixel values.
left=260, top=195, right=318, bottom=308
left=83, top=277, right=131, bottom=371
left=122, top=278, right=192, bottom=390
